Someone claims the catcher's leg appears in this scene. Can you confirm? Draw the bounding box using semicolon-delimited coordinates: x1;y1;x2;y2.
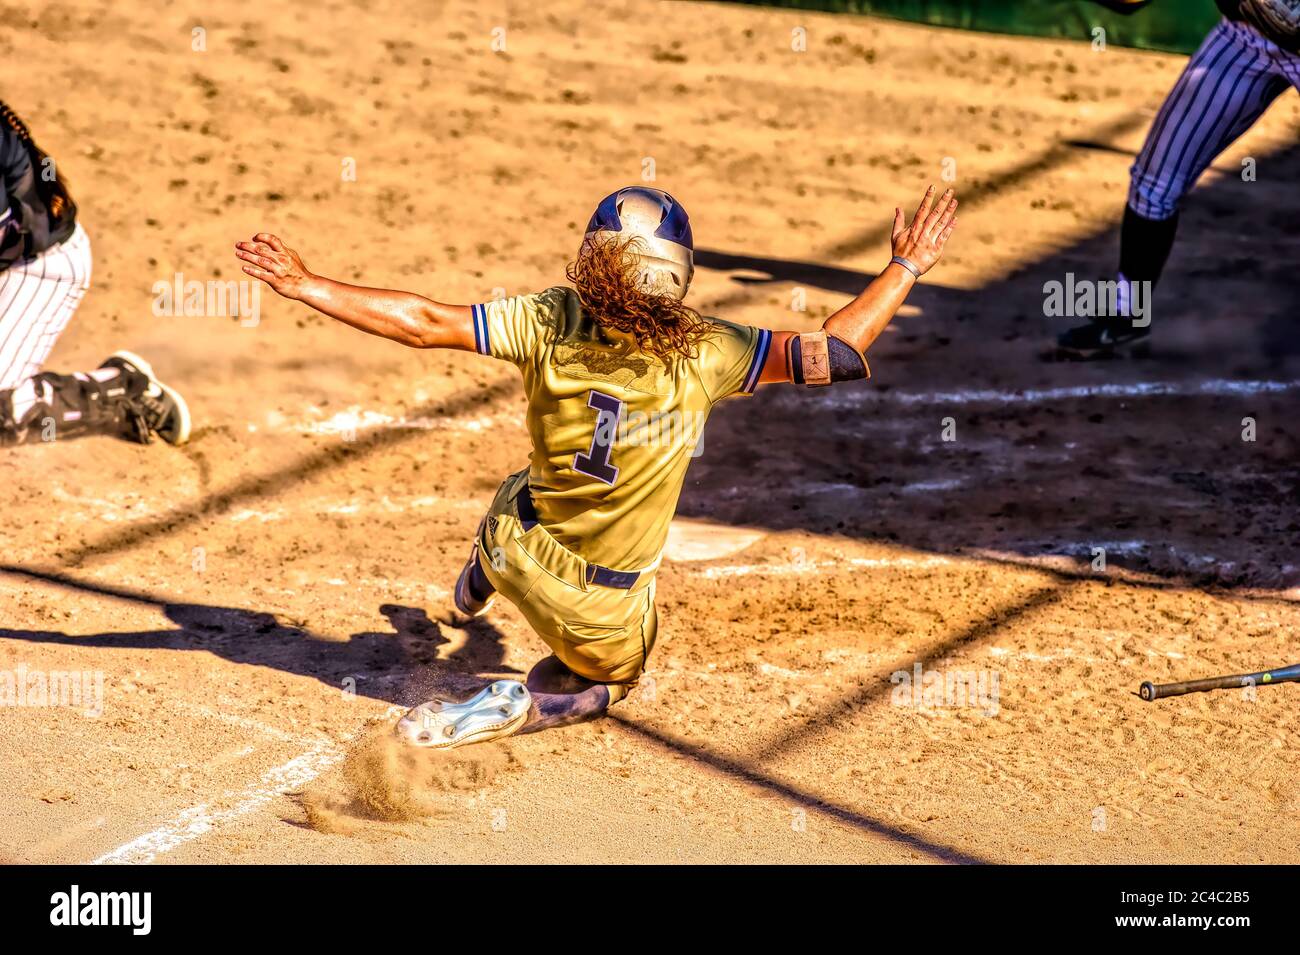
0;353;190;447
0;222;91;391
1057;20;1289;357
1;367;134;446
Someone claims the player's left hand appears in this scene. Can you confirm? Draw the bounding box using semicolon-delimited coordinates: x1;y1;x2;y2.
235;233;312;299
891;185;958;276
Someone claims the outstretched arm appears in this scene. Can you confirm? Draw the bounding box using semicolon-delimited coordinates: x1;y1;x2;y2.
234;233;476;350
758;185;957;385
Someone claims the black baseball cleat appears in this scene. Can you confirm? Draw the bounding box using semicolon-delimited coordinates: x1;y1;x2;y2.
98;351;192;445
1055;318;1150;360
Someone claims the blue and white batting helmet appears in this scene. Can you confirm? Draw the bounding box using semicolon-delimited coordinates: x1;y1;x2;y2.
583;186;694;300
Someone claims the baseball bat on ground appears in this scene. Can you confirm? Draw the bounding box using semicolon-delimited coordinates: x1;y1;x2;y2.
1139;663;1300;701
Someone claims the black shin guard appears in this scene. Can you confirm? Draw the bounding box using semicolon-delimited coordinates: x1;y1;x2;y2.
0;370;146;446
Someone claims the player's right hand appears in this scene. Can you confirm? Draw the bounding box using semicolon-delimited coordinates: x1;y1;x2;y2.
235;233;312;300
891;185;957;276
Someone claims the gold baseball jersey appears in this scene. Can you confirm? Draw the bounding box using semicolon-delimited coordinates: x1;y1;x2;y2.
471;287;771;570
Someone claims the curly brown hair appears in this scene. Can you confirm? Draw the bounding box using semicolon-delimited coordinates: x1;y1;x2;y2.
566;237;708;362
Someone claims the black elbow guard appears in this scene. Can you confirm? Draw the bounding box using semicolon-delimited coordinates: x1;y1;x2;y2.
787;331;870;386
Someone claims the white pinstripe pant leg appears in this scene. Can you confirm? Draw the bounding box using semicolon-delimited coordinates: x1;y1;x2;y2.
0;222;93;390
1129;19;1293;222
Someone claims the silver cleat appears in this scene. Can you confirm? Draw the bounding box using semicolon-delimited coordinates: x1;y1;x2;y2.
395;680;532;749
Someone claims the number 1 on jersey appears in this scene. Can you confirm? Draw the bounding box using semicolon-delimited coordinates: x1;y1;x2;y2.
573;390;622;485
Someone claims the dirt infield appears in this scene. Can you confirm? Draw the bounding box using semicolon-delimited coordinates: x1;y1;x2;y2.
1;0;1298;864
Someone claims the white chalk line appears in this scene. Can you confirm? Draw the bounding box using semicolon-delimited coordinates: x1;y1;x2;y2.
992;539;1297;573
683;545;1298;598
79;375;1299;862
255;379;1300;438
83;533;1294;865
52;494;485;528
804;378;1300;409
692;555;953;578
92;706;406;865
254;406;517;438
92;740;343;865
170;701;325;746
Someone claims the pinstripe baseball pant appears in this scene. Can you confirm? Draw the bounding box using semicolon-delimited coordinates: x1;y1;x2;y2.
0;221;91;391
1130;18;1300;221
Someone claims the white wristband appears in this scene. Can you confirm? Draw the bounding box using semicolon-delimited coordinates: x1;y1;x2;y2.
890;255;922;279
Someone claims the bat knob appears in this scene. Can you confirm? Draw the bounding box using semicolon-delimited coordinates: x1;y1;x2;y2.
1139;681;1155;702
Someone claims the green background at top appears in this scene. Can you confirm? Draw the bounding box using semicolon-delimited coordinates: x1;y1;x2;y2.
726;1;1222;54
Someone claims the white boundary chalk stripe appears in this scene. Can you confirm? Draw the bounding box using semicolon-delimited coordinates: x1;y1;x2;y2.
92;705;408;865
694;556;953;578
169;701;325;746
805;378;1300;409
686;548;1298;598
92;740;344;865
259;407;513;437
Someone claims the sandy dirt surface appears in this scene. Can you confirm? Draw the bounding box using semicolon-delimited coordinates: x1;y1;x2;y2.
1;0;1298;865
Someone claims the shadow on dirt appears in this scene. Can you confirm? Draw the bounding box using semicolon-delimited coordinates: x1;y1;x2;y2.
0;566;516;706
39;142;1300;594
3;119;1297;866
0;564;997;863
684;138;1300;592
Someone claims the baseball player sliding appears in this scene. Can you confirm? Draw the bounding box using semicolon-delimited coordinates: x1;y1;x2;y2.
237;184;957;748
0;98;190;447
1059;0;1300;356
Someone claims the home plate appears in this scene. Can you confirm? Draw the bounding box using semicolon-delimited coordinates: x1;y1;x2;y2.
664;519;767;562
